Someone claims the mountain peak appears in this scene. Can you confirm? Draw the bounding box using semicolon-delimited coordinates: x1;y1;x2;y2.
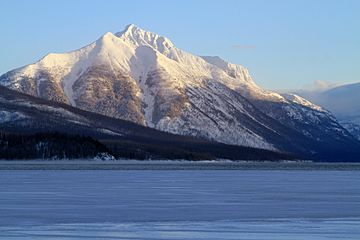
115;24;175;52
120;23;142;35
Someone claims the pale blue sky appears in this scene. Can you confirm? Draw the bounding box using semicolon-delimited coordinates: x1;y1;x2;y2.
0;0;359;90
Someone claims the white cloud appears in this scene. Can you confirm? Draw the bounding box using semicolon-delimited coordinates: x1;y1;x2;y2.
311;80;339;91
296;80;343;93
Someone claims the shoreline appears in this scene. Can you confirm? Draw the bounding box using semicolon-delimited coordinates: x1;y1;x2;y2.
0;160;360;170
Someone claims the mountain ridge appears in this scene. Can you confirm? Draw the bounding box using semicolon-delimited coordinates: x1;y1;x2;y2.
295;82;360;140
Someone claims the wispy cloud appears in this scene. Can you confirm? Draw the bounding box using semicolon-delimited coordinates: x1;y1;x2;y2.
307;80;341;91
275;80;341;94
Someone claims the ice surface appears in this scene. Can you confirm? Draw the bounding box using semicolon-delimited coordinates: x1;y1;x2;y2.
0;170;359;239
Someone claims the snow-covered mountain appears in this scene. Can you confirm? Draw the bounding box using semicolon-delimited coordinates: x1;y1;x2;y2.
296;82;360;140
1;24;358;159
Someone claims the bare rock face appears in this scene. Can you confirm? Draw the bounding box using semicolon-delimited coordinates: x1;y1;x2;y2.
73;65;144;124
1;24;359;159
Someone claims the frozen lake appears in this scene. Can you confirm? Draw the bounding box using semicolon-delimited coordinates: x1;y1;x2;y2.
0;170;359;239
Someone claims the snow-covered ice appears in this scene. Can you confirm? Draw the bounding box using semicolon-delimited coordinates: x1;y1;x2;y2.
0;170;359;239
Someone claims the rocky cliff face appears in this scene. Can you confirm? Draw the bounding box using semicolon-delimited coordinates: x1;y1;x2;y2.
1;24;358;158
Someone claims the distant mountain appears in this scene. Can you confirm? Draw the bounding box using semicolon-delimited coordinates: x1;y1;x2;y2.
296;82;360;140
0;86;292;160
0;24;359;160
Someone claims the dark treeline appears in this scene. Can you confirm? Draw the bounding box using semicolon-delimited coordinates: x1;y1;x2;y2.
102;136;294;161
0;129;294;161
105;139;215;160
0;131;108;160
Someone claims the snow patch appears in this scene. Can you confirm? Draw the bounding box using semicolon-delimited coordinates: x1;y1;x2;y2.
0;111;27;123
